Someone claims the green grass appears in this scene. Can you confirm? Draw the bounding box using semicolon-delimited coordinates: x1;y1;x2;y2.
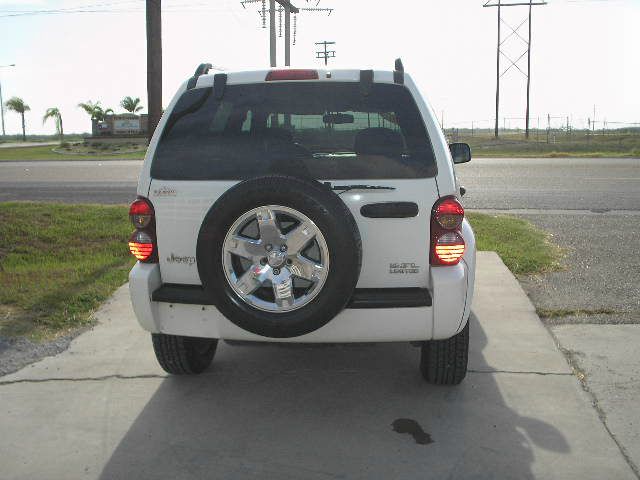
467;212;563;275
0;203;134;340
453;131;640;158
536;307;616;318
0;145;145;161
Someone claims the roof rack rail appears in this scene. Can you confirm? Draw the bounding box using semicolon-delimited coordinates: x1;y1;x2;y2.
359;69;374;96
394;58;404;85
186;63;212;90
213;73;227;99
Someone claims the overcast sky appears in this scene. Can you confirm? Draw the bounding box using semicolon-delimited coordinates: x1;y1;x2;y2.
0;0;638;135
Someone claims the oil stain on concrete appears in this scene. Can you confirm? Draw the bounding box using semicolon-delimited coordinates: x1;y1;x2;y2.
392;418;433;445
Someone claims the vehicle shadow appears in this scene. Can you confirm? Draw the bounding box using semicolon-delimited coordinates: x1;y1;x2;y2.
99;313;568;480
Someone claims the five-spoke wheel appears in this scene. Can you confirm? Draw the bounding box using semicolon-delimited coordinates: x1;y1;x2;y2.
222;205;330;312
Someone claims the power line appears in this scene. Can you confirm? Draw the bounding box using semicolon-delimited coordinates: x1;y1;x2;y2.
0;0;143;18
0;1;244;18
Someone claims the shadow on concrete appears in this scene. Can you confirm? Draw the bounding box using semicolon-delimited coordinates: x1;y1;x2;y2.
99;314;568;479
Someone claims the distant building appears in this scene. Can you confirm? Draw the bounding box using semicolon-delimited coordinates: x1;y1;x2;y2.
91;113;148;137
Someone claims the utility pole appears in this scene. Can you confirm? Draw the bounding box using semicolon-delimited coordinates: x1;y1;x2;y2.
315;40;336;65
547;113;550;144
241;0;303;67
484;0;546;139
146;0;162;142
284;3;291;65
269;0;276;66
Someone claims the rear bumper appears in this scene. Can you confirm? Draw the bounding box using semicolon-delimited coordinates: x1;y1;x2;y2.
128;223;475;342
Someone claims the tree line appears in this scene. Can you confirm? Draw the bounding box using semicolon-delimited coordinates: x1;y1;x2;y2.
3;96;144;141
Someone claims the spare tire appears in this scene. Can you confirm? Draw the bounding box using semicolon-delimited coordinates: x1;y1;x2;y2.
197;175;362;338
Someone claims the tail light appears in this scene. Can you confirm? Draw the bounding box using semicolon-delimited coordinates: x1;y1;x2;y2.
430;197;465;266
265;69;319;81
128;197;157;262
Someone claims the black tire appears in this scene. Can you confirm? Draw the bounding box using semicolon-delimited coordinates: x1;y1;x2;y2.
151;333;218;375
420;321;469;385
197;175;362;338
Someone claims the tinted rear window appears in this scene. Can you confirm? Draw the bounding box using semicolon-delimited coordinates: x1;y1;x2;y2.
151;82;437;180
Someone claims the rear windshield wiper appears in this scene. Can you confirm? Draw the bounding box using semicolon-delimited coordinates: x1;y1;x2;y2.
324;182;396;193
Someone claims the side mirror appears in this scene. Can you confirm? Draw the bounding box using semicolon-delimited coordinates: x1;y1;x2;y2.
449;143;471;164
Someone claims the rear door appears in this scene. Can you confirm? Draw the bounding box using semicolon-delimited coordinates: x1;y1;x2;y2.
148;79;439;289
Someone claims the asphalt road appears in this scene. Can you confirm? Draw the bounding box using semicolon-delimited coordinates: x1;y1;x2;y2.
457;157;640;211
1;157;639;208
0;160;139;204
455;157;640;325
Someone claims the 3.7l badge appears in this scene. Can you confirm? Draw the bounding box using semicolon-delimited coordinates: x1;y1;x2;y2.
389;262;420;274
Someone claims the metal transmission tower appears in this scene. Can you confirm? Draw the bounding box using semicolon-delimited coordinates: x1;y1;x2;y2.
241;0;334;67
483;0;546;139
315;40;335;65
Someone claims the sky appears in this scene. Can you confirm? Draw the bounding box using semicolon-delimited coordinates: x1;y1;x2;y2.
0;0;638;135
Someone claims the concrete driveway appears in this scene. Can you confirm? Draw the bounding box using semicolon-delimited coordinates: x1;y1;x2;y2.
0;252;635;480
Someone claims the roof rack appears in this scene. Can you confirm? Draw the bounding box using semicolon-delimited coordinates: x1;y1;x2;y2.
394;58;404;85
359;69;373;96
186;63;212;90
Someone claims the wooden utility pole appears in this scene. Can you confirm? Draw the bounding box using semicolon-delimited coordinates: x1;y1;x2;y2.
146;0;162;142
269;0;276;67
284;4;291;66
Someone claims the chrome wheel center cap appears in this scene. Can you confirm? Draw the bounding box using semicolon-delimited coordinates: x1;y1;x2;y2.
267;249;286;268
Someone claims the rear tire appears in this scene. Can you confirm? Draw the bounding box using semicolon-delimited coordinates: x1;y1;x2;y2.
152;333;218;375
420;321;469;385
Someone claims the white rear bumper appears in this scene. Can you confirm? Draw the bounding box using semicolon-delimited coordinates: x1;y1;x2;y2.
129;249;473;342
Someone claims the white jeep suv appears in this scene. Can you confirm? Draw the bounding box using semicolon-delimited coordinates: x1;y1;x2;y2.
128;60;476;385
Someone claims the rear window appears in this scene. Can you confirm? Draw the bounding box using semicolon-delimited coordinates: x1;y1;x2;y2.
151;82;437;180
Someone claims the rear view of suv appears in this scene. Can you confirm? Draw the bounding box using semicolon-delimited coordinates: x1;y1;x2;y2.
128;60;476;385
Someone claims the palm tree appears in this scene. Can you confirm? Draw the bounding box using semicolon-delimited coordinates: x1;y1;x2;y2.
100;107;114;121
77;100;114;122
5;97;30;141
120;96;143;114
43;107;64;142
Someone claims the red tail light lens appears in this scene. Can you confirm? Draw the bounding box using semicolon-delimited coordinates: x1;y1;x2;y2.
434;197;464;230
265;69;319;81
129;198;154;228
431;196;465;266
128;197;157;263
128;231;155;261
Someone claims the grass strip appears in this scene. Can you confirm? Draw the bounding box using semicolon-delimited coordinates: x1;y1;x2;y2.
467;212;563;275
0;145;145;161
536;308;617;318
0;202;134;340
